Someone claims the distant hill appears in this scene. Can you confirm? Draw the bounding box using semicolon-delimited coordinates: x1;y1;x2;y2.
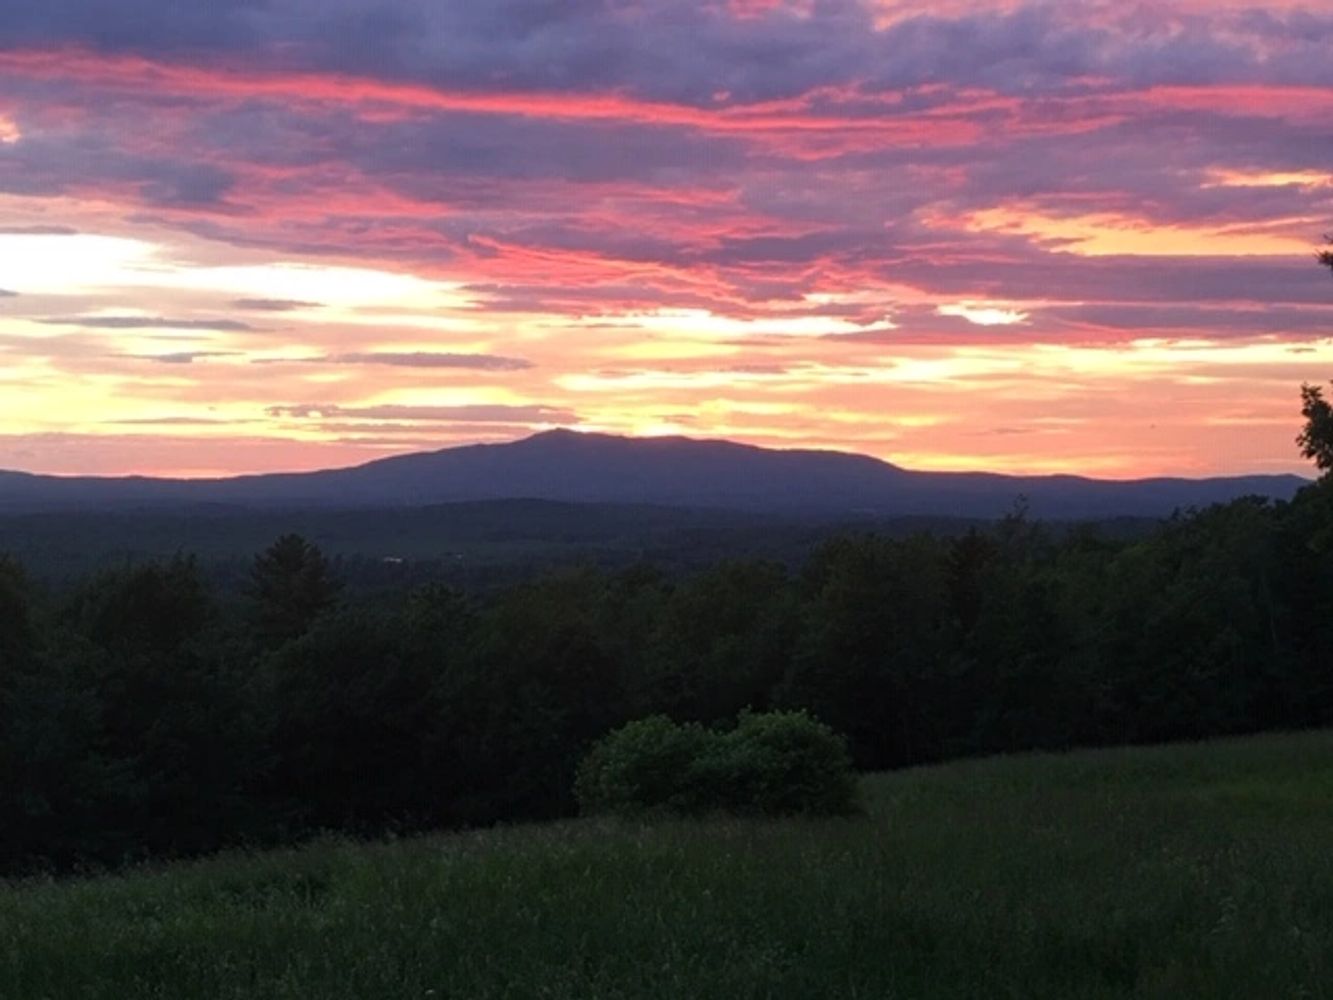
0;428;1309;519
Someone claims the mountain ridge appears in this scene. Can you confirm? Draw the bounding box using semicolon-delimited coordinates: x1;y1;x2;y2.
0;428;1309;519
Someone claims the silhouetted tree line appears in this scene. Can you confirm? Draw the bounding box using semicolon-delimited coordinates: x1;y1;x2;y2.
1;407;1332;875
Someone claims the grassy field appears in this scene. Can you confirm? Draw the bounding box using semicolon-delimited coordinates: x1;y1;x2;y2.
4;730;1333;999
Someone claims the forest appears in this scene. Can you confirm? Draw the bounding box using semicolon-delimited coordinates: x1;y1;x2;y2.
1;387;1331;876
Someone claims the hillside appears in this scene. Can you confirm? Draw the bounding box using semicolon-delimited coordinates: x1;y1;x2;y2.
6;730;1332;999
0;429;1308;519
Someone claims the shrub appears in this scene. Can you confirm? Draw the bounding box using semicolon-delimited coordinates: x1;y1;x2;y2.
576;710;859;818
574;715;713;817
717;710;860;816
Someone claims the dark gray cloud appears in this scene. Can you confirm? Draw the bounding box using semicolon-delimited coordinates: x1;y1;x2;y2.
0;289;16;298
41;315;256;332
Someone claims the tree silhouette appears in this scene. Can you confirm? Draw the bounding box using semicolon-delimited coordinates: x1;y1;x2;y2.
249;534;342;645
1302;241;1333;475
1299;383;1333;475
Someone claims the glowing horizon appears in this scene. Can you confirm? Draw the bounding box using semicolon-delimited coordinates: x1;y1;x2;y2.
1;1;1332;479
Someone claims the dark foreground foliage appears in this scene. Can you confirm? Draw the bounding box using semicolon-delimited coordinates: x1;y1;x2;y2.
575;710;859;818
5;730;1333;999
0;478;1332;874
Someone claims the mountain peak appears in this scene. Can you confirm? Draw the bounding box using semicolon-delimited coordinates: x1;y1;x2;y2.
522;426;585;442
513;426;751;454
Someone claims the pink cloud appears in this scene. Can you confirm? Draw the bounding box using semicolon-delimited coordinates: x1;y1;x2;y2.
2;2;1332;478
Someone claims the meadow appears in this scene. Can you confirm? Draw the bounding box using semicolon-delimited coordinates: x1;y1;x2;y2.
4;729;1332;999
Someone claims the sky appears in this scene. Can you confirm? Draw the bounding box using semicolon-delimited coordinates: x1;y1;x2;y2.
1;0;1332;479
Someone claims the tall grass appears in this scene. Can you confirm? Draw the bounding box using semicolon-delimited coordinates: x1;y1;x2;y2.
5;730;1333;999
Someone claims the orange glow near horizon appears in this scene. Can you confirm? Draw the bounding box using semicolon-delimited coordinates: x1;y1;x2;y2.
2;205;1329;479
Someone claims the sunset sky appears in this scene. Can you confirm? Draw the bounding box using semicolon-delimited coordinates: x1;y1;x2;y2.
1;0;1332;478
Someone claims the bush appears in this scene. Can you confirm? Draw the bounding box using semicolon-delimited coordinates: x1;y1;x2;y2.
574;715;713;817
576;710;859;818
718;710;861;816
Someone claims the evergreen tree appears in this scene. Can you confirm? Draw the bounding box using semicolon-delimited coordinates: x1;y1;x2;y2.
249;534;342;646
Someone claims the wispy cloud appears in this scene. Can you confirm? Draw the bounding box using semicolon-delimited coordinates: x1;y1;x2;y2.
41;315;256;332
109;415;237;425
326;352;534;371
0;225;78;236
267;403;577;424
231;297;321;312
122;350;238;364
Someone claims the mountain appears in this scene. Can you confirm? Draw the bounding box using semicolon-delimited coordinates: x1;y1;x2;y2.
0;429;1310;519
